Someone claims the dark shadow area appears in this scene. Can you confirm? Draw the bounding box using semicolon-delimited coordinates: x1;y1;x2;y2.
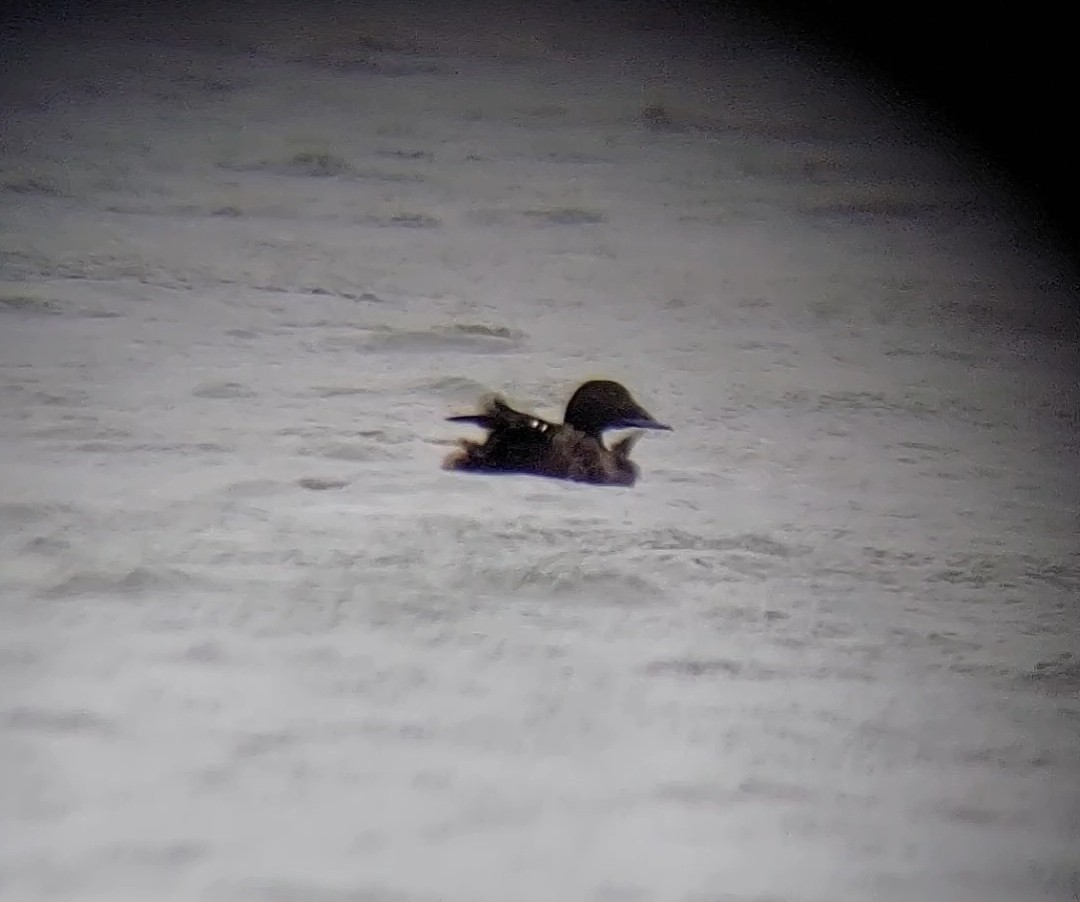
717;0;1078;273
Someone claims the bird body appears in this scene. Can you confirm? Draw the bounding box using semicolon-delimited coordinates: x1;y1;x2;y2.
443;380;671;486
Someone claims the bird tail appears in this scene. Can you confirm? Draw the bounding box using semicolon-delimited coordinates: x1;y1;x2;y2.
447;396;552;432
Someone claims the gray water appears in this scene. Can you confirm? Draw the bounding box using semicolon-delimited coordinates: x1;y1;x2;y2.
2;3;1078;900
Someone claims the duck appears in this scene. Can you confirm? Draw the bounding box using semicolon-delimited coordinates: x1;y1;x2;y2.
442;380;672;486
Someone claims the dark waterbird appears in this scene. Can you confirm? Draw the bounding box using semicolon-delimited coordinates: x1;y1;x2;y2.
442;380;672;486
